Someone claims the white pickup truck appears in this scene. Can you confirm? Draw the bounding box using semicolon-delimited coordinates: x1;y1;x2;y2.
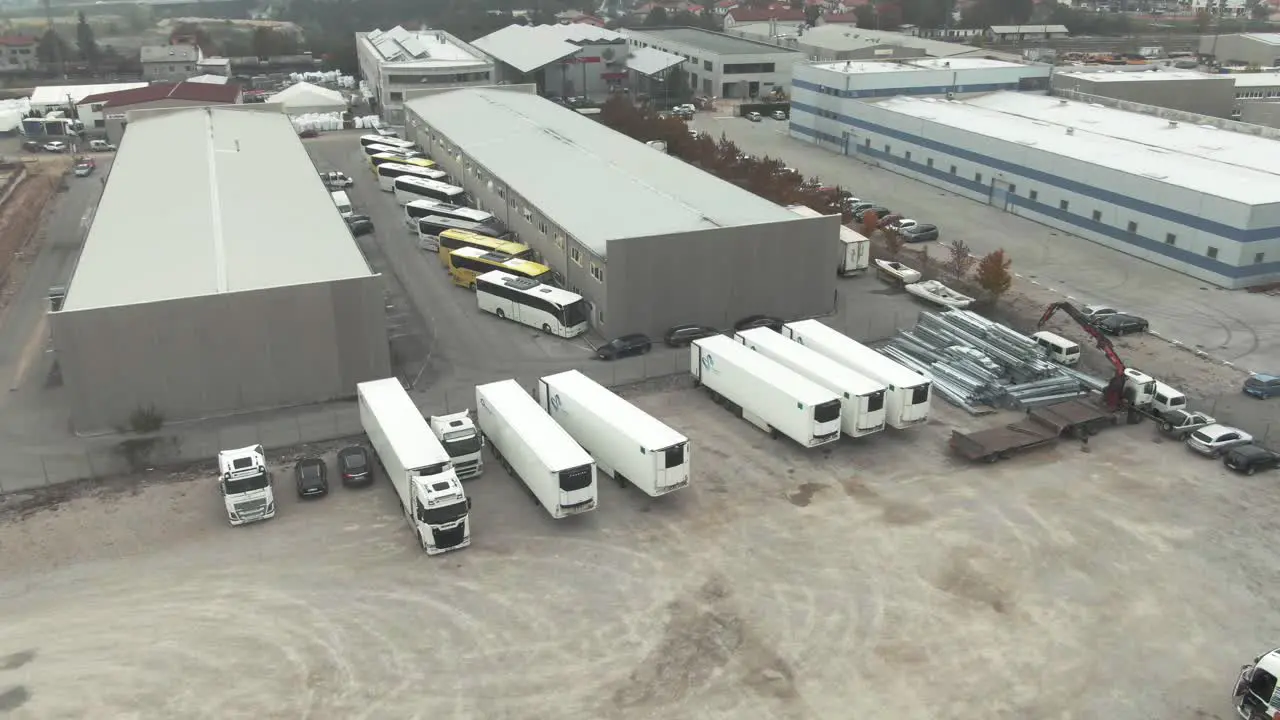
320;170;354;189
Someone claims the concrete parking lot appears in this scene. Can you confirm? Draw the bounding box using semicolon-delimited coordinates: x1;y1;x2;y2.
0;380;1274;720
690;114;1280;375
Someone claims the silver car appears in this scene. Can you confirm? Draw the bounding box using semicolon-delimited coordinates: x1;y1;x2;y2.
1186;424;1253;457
1159;409;1216;440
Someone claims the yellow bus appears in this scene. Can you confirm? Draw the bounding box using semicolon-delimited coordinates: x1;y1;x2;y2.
436;229;531;266
447;246;551;289
368;151;436;173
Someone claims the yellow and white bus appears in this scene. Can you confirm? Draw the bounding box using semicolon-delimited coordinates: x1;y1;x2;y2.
377;162;447;191
369;152;436;173
476;270;589;338
403;199;497;231
434;229;530;263
447;246;551;288
394;176;467;206
359;135;417;151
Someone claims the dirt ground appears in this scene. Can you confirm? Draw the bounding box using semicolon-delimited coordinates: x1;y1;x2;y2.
0;380;1273;720
0;162;66;313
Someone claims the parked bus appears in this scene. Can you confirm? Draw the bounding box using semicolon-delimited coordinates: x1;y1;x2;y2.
364;143;426;159
377;162;447;191
476;271;589;337
404;199;499;231
447;246;551;288
359;134;417;150
416;217;507;251
435;229;530;262
394;176;467;206
369;152;436;173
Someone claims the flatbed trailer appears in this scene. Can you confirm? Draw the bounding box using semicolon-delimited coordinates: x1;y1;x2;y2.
950;398;1123;463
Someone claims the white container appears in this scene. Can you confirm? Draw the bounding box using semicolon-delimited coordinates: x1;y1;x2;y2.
786;204;869;275
782;319;931;430
690;334;842;448
736;327;887;438
358;378;470;554
476;379;597;518
538;370;690;497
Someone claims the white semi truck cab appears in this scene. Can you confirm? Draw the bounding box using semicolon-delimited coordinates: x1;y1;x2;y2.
405;470;471;553
217;444;275;526
429;411;484;479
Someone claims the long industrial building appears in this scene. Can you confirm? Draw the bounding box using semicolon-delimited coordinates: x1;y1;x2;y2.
791;81;1280;288
52;107;391;432
404;87;837;338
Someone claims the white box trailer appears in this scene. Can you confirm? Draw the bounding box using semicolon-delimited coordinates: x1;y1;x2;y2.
538;370;690;497
786;204;870;276
358;379;471;555
735;327;887;438
782;319;931;429
690;334;843;448
476;379;597;518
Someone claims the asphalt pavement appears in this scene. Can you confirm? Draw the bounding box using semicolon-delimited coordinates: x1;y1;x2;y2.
692;114;1280;375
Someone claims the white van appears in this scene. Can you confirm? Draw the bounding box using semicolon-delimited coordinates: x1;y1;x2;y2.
330;190;353;218
1031;330;1080;366
1151;381;1187;418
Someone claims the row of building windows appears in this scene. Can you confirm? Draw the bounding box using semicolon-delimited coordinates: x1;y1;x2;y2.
387;71;491;85
871;138;1266;265
1235;88;1280;99
724;62;775;75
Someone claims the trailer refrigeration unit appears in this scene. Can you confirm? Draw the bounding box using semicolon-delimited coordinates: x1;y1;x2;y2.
358;378;472;555
538;370;691;497
690;334;843;448
782;319;931;430
476;379;598;519
736;327;887;438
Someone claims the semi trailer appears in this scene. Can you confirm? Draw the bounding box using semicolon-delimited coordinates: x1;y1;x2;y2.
690;334;843;448
736;327;887;438
782;319;931;430
358;378;471;554
538;370;690;497
476;379;597;518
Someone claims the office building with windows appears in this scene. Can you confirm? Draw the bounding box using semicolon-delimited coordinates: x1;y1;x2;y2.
623;26;802;99
356;25;495;124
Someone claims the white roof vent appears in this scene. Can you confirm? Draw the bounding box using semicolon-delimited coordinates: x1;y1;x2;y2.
1066;127;1075;135
1168;120;1179;128
1058;98;1067;105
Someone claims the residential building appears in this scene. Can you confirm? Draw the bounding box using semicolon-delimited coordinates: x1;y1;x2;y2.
197;56;231;77
0;35;38;72
76;82;243;144
723;7;807;28
1200;32;1280;66
29;82;148;114
356;25;494;124
793;90;1280;289
51;107;390;432
624;27;802;98
473;24;630;99
140;43;202;82
1053;69;1236;118
404;88;837;338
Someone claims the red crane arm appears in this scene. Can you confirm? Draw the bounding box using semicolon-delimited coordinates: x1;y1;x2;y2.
1037;301;1128;410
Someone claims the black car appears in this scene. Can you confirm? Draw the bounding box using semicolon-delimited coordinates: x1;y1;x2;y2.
854;205;891;222
596;333;651;360
22;140;41;153
664;324;719;347
337;445;373;487
1223;445;1280;475
1094;313;1149;336
295;457;329;498
298;128;319;139
345;214;374;236
733;314;784;333
899;223;939;243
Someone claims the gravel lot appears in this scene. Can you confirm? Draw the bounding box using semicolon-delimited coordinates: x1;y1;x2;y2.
0;379;1275;719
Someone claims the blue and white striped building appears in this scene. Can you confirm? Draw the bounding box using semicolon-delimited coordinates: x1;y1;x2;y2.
789;62;1280;289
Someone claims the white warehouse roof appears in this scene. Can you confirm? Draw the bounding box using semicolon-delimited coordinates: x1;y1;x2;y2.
1056;69;1223;83
407;89;801;255
29;82;147;107
1231;71;1280;87
361;26;488;70
811;57;1028;75
63;108;373;312
875;92;1280;205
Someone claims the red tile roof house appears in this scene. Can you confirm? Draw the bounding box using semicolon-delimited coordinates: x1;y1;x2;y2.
0;35;39;72
76;82;242;145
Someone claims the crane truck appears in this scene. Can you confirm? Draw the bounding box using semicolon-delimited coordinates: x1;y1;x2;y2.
358;378;471;554
217;444;275;525
428;411;484;479
948;301;1159;463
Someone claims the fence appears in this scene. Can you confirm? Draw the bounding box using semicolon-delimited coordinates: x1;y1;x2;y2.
0;298;925;495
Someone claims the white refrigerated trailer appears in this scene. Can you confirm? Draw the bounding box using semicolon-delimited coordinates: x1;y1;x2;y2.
690;334;843;448
358;378;472;555
782;319;932;429
538;370;690;497
476;379;597;518
786;204;870;275
736;327;887;438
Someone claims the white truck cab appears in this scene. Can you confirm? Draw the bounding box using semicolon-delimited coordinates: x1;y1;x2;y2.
429;411;484;479
1233;647;1280;719
217;445;275;525
1123;368;1157;408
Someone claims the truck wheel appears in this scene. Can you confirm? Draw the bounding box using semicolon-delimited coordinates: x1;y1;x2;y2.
1161;422;1173;432
496;309;505;319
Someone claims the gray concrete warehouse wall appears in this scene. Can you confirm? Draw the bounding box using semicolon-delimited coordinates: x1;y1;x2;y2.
604;215;839;338
1240;101;1280;128
1053;75;1236;118
51;275;391;433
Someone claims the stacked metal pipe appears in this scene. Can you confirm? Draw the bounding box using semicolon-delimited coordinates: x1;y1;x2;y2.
877;309;1100;412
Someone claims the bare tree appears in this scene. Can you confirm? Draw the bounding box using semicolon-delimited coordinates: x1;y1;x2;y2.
944;239;977;279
